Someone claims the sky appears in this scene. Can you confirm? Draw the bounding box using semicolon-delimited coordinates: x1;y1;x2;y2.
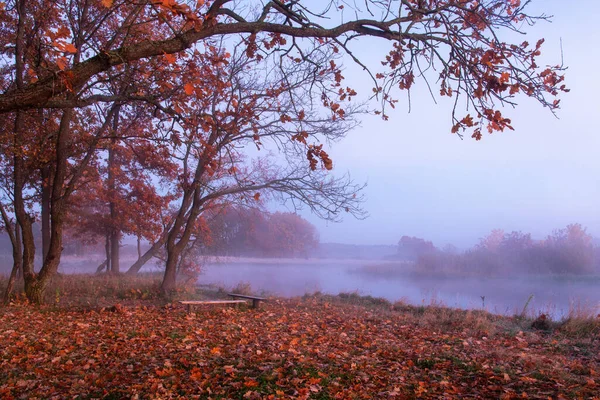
280;0;600;248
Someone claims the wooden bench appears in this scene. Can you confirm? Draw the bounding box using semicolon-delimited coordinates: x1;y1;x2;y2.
227;293;267;309
179;300;247;314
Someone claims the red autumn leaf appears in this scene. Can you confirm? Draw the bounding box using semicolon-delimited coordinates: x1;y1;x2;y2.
56;57;68;71
63;43;77;54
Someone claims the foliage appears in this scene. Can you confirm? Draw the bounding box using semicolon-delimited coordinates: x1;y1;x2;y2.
207;207;319;258
409;223;599;277
395;236;437;261
1;292;599;398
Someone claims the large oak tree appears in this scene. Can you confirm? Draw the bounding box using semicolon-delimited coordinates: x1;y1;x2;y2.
0;0;568;303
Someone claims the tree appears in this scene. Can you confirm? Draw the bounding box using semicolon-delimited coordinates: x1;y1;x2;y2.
477;229;506;252
262;212;319;258
411;226;596;276
0;201;22;303
0;1;567;121
0;0;568;302
205;206;268;257
67;103;178;274
397;236;437;261
0;0;181;301
206;207;319;258
541;224;594;274
154;45;365;292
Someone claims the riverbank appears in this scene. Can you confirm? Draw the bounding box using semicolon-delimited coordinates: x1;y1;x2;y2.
1;274;599;398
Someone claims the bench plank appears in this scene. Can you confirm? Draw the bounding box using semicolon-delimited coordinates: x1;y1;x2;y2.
226;294;266;301
227;293;267;309
179;300;247;313
180;300;246;305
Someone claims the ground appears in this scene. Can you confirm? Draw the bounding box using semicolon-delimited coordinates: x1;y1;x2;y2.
0;276;599;399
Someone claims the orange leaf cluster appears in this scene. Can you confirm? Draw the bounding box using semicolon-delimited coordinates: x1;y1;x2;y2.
306;144;333;171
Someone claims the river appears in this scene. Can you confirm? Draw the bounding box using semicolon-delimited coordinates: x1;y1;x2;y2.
199;259;600;319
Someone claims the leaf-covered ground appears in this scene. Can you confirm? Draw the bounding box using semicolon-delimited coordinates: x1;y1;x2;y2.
1;297;599;399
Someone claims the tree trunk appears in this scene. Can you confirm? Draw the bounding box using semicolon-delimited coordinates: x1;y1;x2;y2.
110;231;120;273
40;165;51;260
24;108;73;304
21;3;104;303
126;235;166;275
107;108;120;274
4;260;22;304
25;281;44;305
12;0;36;298
15;0;46;304
161;243;181;294
104;233;111;272
96;259;108;274
1;206;22;304
14;116;37;286
137;236;142;260
162;202;204;293
159;128;220;294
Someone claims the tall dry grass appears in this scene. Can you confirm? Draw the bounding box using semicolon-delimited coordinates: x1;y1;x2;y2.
304;291;600;340
0;272;224;307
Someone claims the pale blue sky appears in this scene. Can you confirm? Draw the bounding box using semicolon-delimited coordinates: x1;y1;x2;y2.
292;0;600;248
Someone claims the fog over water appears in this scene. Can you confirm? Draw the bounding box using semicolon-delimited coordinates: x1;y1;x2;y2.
199;259;600;319
4;253;597;319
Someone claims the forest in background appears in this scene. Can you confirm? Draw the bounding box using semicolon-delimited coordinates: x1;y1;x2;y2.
0;207;320;271
3;218;599;280
387;223;600;277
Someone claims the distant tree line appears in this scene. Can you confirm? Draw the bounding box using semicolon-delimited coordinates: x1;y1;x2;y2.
393;224;600;276
204;207;319;258
51;206;319;261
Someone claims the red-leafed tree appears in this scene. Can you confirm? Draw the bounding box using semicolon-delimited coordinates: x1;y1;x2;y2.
260;212;319;258
0;0;569;302
412;226;597;277
205;207;318;258
67;102;178;274
0;0;183;301
205;206;268;257
477;229;507;252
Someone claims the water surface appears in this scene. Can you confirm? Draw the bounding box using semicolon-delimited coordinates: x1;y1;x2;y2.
200;260;600;319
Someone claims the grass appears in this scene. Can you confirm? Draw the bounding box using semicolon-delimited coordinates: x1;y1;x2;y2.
0;272;230;308
558;303;600;338
2;273;599;340
307;291;502;336
304;290;600;340
230;281;255;296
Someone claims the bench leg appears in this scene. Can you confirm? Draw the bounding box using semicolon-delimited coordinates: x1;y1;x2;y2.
252;299;259;309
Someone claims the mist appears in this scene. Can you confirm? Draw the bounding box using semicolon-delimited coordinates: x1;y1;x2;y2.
198;260;600;320
194;224;600;319
4;220;598;321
